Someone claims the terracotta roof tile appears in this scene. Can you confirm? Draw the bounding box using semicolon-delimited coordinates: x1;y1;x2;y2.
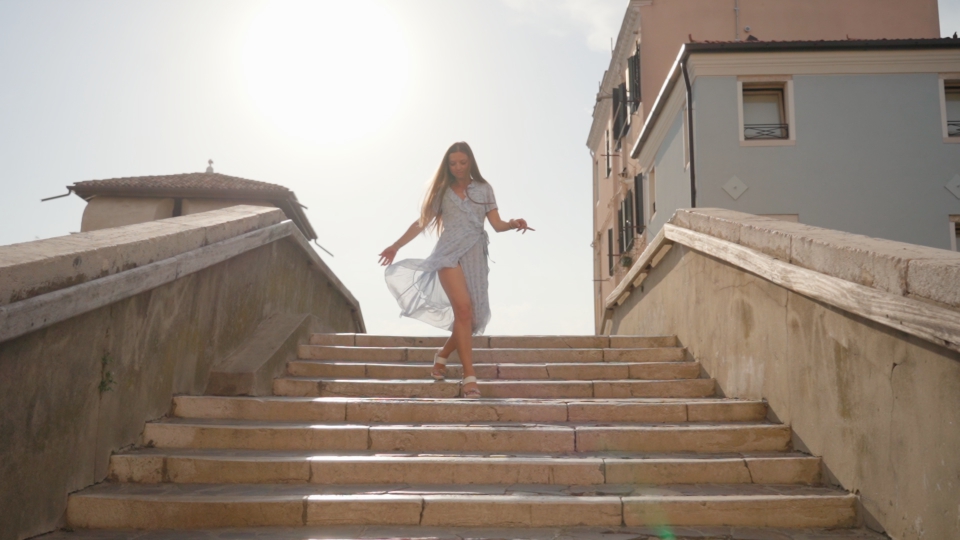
71;172;293;198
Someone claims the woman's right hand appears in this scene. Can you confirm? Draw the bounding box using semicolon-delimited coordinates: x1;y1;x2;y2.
378;245;399;266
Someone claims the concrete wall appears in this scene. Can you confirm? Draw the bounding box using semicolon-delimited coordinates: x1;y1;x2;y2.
181;198;274;215
648;110;690;241
692;73;960;250
610;215;960;540
80;196;174;232
0;209;362;540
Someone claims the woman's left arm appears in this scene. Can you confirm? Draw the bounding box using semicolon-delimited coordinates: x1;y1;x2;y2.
486;209;534;234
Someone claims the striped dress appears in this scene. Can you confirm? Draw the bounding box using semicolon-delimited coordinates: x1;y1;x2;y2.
385;180;496;335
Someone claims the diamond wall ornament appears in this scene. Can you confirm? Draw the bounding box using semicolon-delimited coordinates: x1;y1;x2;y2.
723;176;748;200
946;174;960;200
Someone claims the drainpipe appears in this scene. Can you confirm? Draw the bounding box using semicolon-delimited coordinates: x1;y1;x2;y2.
681;58;696;208
734;0;741;41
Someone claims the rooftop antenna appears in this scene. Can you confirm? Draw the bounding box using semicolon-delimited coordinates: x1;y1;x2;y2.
206;159;214;173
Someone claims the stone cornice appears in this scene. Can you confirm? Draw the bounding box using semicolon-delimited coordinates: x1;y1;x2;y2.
587;2;645;150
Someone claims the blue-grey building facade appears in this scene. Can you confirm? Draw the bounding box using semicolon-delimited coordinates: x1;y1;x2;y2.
633;40;960;252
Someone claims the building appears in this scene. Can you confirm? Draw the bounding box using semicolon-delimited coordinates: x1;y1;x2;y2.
65;161;317;241
587;0;950;332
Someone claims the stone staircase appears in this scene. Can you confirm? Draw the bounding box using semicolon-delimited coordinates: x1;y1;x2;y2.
57;334;884;539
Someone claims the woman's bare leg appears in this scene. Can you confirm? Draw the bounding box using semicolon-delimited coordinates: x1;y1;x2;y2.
437;265;476;391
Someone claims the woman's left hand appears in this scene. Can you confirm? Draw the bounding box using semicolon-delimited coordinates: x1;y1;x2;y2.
510;219;534;234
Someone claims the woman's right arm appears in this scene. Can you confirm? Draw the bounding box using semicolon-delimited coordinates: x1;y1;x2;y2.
378;220;423;266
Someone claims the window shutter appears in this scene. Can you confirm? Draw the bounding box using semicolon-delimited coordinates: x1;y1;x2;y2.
634;174;645;233
624;190;635;251
627;53;641;114
607;229;614;276
617;83;628;139
610;86;625;139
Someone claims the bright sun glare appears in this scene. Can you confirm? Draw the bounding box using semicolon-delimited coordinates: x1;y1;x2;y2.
243;0;409;144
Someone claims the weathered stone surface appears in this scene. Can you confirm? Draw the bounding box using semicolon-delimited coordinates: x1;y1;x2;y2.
488;336;608;349
345;399;568;423
36;524;892;540
604;457;752;484
907;256;960;309
592;379;715;398
603;347;686;362
310;456;604;485
306;495;423;525
206;313;324;397
369;425;575;453
575;424;791;453
611;232;960;539
142;422;369;451
622;491;857;528
0;208;363;540
172;396;348;422
566;401;688;423
67;489;303;529
745;456;821;485
107;454;165;483
420;495;622;527
687;400;767;422
478;381;594;399
0;206;282;306
165;455;311;484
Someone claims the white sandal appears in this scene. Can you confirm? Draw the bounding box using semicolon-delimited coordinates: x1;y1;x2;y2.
461;375;481;399
431;350;448;381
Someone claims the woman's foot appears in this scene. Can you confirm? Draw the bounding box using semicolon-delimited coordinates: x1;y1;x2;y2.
461;375;481;398
431;350;448;381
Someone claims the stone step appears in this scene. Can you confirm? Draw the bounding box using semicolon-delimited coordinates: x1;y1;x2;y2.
311;334;679;349
298;346;687;363
109;450;822;485
67;483;856;529
36;525;893;540
142;420;792;453
272;377;716;399
172;396;768;424
287;361;702;380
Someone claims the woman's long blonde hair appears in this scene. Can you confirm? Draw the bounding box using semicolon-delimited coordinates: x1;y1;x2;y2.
420;141;489;234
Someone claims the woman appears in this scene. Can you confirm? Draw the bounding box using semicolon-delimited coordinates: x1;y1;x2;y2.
378;142;533;398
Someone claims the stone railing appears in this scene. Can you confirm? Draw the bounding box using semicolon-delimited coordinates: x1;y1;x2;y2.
606;208;960;540
0;206;364;540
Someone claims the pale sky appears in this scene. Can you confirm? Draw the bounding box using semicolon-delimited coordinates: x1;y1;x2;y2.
1;0;958;337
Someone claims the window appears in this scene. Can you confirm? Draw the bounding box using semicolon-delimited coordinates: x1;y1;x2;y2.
646;168;657;221
738;77;795;146
942;79;960;139
627;43;641;115
633;174;645;234
743;85;787;139
612;83;628;143
607;228;614;276
951;216;960;252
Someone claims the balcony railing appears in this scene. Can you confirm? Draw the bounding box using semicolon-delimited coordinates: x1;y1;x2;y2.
744;124;789;140
948;120;960;137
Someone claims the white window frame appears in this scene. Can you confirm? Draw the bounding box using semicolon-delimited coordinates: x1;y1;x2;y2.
939;74;960;144
737;75;796;147
645;167;657;224
950;215;959;252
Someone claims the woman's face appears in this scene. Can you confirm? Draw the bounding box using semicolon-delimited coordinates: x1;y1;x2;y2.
448;151;471;181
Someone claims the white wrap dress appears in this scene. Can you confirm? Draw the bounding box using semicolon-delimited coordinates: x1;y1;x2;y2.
385;181;496;335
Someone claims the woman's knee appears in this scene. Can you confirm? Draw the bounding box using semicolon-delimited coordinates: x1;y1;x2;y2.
453;303;474;323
